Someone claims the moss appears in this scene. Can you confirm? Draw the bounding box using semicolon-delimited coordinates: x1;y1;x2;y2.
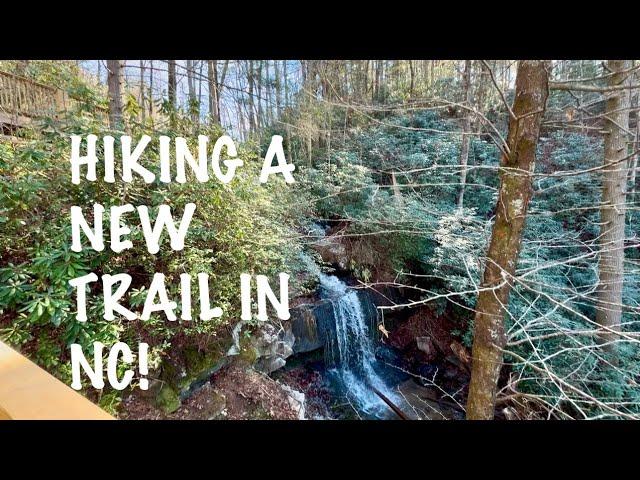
184;345;224;379
155;385;181;414
186;340;227;380
160;338;229;395
160;359;179;385
235;332;259;366
237;345;259;366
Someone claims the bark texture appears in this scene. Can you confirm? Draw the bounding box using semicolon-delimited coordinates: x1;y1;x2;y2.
186;59;198;124
457;59;472;210
106;60;124;129
168;60;177;109
466;60;551;420
208;60;220;123
595;60;632;352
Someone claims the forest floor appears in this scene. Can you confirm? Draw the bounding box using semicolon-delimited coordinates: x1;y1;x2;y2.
120;364;303;420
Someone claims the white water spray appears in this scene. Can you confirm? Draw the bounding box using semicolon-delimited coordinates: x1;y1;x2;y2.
318;272;399;417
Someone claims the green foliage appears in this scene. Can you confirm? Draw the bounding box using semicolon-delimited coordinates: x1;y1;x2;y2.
298;110;500;283
2;59;639;420
0;85;306;409
294;102;640;419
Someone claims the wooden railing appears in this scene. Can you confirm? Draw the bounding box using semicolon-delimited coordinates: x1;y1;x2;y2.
0;70;108;128
0;340;113;420
0;70;61;119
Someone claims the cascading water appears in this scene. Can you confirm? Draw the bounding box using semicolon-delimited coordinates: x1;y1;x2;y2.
317;272;401;418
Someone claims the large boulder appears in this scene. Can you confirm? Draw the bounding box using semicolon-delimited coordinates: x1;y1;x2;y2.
313;236;348;270
290;304;325;353
279;383;306;420
226;299;333;373
228;321;295;374
154;338;229;413
416;336;437;361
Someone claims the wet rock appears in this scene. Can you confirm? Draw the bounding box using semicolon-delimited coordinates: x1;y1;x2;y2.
228;321;295;374
397;379;465;420
416;363;440;383
442;362;462;380
313;236;348;270
416;336;437;360
290;304;324;353
375;344;406;370
256;356;287;373
279;383;306;420
374;344;411;385
253;324;295;374
288;275;404;356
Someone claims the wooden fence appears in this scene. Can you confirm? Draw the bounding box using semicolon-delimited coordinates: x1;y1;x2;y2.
0;70;107;129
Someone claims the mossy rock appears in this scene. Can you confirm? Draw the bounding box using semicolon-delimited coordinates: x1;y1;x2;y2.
235;331;260;366
160;339;229;397
155;385;181;414
160;359;177;380
184;344;225;378
237;345;259;366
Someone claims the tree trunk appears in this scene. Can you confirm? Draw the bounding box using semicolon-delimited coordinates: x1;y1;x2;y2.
629;116;638;198
148;60;154;121
283;61;289;110
265;61;273;124
217;60;229;124
595;60;632;354
186;59;198;125
256;61;264;129
457;59;472;210
275;60;282;117
106;60;124;129
363;60;369;97
475;60;488;132
391;171;403;206
430;60;435;89
286;123;292;161
628;70;639;199
466;60;551;420
208;60;220;123
247;60;257;133
409;60;415;98
197;61;204;120
139;60;146;122
373;60;382;101
167;60;177;108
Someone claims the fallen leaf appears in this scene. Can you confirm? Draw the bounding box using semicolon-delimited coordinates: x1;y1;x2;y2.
378;323;390;338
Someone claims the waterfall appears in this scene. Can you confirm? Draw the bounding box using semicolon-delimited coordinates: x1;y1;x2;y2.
318;272;400;418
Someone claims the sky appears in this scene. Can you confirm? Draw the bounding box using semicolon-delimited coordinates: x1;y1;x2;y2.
78;60;302;138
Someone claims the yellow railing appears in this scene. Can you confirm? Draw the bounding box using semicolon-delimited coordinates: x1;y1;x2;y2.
0;341;113;420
